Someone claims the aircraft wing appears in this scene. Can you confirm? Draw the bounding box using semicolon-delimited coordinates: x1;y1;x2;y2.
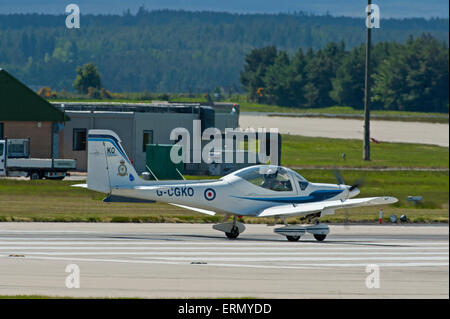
169;203;216;216
257;196;398;217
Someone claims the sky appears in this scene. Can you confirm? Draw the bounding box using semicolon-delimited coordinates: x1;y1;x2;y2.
0;0;448;18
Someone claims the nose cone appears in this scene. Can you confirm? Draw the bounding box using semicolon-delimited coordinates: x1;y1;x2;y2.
348;187;360;198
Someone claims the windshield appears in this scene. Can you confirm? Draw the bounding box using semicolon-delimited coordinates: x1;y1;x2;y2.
291;170;308;182
235;166;293;192
291;170;309;191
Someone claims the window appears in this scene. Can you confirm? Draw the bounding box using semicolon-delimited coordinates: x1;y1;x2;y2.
0;143;3;156
73;128;87;151
292;170;309;190
143;130;153;152
236;166;293;192
0;123;3;139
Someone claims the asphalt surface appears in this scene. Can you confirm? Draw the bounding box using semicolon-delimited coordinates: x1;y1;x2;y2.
239;115;449;147
0;223;448;298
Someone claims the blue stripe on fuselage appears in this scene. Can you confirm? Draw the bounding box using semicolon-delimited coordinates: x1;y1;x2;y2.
231;189;343;204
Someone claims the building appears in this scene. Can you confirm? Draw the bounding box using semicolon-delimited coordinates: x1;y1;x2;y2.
52;102;239;173
0;68;69;159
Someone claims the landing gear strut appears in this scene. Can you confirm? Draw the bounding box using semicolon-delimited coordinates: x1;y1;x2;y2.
226;216;240;239
213;216;246;239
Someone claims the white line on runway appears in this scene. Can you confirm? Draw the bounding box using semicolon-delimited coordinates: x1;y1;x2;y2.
138;256;449;262
3;255;447;269
12;255;316;270
3;253;445;261
0;245;447;251
0;250;447;256
287;262;450;268
0;239;448;247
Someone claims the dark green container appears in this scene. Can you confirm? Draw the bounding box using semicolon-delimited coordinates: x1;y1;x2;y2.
145;144;184;180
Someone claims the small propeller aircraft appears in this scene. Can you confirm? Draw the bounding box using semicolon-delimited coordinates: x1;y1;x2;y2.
75;130;398;241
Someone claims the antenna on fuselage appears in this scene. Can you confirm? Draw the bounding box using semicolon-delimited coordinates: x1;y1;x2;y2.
146;165;159;181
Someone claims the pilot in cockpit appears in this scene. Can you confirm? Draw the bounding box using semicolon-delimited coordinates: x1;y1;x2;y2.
261;169;291;191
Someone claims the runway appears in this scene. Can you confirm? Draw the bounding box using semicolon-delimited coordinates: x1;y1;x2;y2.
239;115;449;147
0;223;448;298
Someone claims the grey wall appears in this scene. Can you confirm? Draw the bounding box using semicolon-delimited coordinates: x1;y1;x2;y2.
62;111;134;171
62;111;202;172
133;112;199;173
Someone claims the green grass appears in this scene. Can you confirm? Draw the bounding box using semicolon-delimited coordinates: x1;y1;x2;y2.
0;169;447;223
237;103;449;123
281;135;449;169
0;295;76;299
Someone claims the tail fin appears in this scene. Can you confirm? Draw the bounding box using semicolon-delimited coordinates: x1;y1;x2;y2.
87;129;139;193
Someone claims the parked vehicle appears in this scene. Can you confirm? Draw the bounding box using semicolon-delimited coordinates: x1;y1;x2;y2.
0;138;76;180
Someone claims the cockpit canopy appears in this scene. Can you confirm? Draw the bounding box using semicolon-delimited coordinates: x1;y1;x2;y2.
233;165;309;192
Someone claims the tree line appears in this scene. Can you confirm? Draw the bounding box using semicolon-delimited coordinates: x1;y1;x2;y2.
240;34;449;112
0;10;448;93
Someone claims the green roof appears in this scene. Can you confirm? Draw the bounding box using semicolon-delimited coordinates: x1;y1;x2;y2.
0;68;69;121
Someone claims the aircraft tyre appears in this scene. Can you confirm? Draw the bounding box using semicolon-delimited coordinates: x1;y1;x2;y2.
225;226;240;239
286;236;300;242
314;234;327;241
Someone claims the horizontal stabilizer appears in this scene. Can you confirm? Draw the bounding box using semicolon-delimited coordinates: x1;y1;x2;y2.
72;183;88;188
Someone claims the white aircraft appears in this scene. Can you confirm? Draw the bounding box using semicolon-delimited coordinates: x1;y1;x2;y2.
76;129;398;241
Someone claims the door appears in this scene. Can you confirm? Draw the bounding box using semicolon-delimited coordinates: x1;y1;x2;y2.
0;141;6;176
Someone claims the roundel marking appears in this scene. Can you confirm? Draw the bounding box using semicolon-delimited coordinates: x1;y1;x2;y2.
204;188;216;201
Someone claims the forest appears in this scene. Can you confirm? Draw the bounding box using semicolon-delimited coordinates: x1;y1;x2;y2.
241;35;449;112
0;9;448;99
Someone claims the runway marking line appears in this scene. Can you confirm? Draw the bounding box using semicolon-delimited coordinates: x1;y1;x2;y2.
0;250;447;256
1;255;447;269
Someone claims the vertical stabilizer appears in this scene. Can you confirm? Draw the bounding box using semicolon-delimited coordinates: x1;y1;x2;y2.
87;130;139;193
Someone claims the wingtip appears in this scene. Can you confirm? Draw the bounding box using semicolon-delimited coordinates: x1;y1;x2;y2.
381;196;398;204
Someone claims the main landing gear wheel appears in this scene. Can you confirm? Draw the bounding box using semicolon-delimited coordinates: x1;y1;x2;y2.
314;234;327;241
225;226;240;239
286;236;300;242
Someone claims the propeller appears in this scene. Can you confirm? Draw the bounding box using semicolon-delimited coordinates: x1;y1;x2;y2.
349;177;365;192
334;168;365;193
333;169;345;186
332;169;365;226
